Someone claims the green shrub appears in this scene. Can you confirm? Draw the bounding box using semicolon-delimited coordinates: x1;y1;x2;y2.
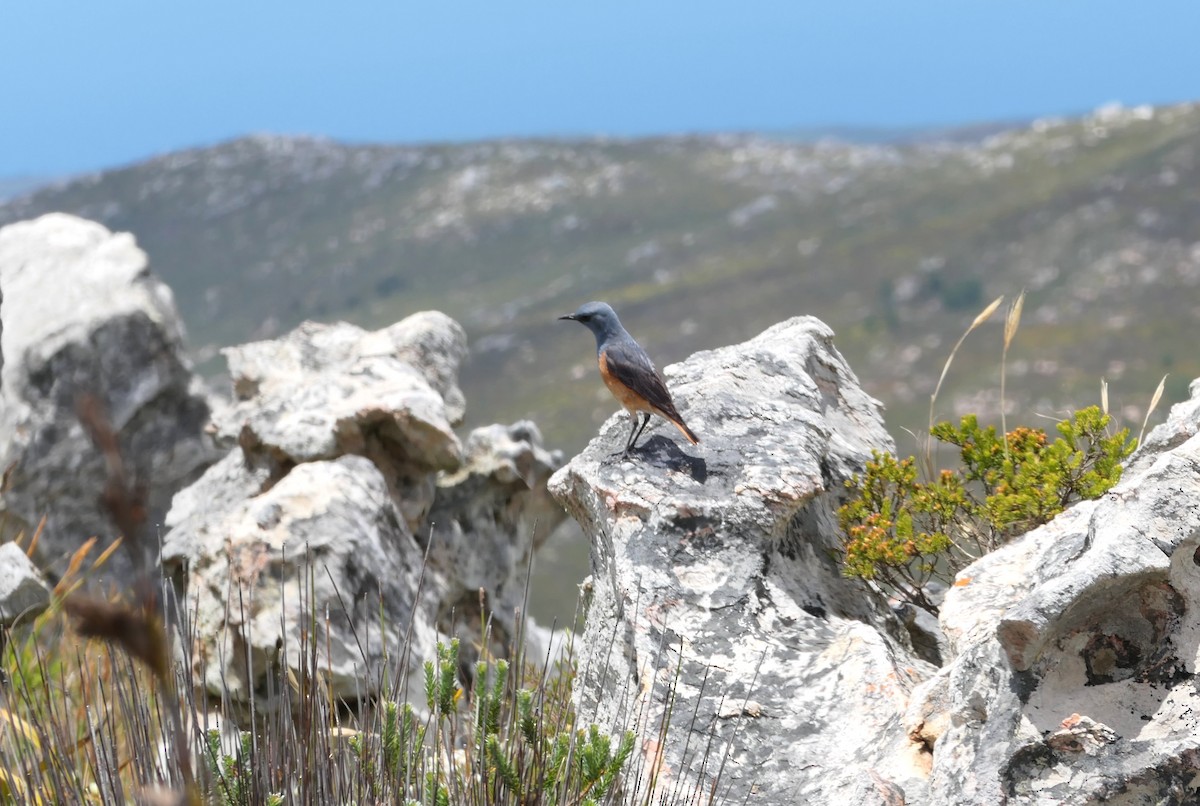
839;405;1136;613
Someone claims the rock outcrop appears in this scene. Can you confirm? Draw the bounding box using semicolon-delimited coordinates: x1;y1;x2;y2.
162;317;563;708
0;214;216;574
550;317;934;804
908;379;1200;804
164;450;440;706
551;310;1200;804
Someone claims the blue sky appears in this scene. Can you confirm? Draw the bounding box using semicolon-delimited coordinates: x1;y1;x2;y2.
2;1;1198;177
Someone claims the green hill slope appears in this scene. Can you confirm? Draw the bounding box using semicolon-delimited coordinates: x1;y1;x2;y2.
4;103;1198;454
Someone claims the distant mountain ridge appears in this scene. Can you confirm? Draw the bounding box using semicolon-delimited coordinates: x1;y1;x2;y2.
0;176;54;201
2;102;1198;452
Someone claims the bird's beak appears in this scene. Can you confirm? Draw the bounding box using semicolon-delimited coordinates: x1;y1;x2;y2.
558;313;578;321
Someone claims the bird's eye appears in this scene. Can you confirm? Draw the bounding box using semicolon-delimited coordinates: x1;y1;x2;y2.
579;314;591;322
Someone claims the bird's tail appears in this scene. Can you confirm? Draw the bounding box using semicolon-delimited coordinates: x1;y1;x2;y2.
672;417;700;445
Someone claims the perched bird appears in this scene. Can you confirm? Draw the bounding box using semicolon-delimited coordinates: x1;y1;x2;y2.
559;301;699;457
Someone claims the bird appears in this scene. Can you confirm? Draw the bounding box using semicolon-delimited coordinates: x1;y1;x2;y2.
559;301;699;457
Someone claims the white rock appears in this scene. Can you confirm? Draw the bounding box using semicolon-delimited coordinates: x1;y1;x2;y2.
165;454;438;709
0;214;216;573
550;316;932;803
0;542;51;625
917;379;1200;804
163;313;563;708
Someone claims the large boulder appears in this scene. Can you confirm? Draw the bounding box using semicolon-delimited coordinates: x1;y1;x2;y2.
910;378;1200;804
163;451;440;709
551;312;1200;804
162;316;564;707
0;214;216;573
549;317;934;803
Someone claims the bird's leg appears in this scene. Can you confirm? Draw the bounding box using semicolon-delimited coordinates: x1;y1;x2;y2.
623;412;652;457
621;412;641;457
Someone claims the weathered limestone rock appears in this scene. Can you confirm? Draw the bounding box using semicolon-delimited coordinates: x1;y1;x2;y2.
909;377;1200;804
217;318;465;532
163;316;563;707
163;453;439;707
0;214;215;573
553;313;1200;804
550;317;934;804
0;542;51;626
385;310;469;425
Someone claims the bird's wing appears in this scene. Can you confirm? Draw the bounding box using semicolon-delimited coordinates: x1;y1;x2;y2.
602;339;682;418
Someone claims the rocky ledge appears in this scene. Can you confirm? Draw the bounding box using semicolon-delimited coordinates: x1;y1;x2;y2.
550;317;933;803
551;314;1200;805
910;379;1200;804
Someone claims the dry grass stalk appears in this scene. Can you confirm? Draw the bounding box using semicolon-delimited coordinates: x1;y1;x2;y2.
63;595;169;682
925;295;1004;476
76;394;149;571
1139;374;1167;447
13;514;47;558
1000;290;1025;460
65;393;200;805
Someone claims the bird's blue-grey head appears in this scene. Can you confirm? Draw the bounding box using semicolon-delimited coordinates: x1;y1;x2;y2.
558;301;628;350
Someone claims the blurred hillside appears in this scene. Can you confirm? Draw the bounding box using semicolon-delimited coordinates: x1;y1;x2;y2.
0;176;50;201
3;102;1198;454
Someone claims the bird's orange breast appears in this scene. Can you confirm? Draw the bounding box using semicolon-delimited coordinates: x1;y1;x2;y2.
598;350;653;413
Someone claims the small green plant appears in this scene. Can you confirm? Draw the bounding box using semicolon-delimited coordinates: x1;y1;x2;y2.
204;730;284;806
356;637;640;805
840;406;1135;614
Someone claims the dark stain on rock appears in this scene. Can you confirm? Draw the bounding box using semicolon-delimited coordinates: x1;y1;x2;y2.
1082;632;1143;685
1044;578;1187;690
1009;669;1039;705
1002;741;1058;795
672;516;723;553
1087;746;1200;803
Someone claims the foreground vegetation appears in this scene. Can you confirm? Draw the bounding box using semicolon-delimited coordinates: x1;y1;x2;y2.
0;573;651;805
0;399;728;805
